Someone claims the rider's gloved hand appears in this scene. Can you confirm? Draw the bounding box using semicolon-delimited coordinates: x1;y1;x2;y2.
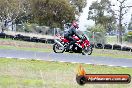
80;36;83;40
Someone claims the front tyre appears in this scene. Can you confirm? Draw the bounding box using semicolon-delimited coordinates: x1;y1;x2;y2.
82;45;93;55
53;43;65;53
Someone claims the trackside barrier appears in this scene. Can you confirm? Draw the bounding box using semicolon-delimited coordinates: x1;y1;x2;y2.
113;44;122;50
93;43;131;52
0;32;50;44
95;43;103;49
0;33;131;52
0;33;6;38
122;46;131;52
104;44;112;49
6;34;15;39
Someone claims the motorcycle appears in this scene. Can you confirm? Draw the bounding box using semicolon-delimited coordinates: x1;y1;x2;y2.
53;33;93;55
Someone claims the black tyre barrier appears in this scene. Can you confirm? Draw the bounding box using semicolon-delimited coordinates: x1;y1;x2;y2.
0;33;6;38
113;44;121;50
1;32;131;52
122;46;131;52
30;37;39;42
104;44;112;49
95;43;103;49
6;35;15;39
14;34;24;40
39;38;46;43
47;39;54;44
22;36;31;42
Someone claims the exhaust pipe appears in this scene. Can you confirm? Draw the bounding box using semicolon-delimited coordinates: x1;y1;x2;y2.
54;39;64;48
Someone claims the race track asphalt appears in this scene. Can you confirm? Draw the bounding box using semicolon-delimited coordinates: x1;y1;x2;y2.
0;49;132;67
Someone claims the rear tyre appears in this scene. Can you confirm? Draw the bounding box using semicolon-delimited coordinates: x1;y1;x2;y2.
82;45;93;55
53;43;65;53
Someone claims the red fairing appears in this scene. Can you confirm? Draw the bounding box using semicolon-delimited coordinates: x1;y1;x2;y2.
60;36;80;43
58;34;90;48
84;40;90;46
81;40;90;48
60;37;69;43
73;36;80;41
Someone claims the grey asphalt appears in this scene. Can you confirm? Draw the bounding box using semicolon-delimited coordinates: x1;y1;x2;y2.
0;49;132;67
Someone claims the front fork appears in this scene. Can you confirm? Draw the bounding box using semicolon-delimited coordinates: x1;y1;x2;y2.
54;39;64;48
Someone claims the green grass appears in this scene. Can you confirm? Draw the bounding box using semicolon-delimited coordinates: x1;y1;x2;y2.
0;37;52;46
0;45;52;52
92;49;132;59
93;53;132;59
0;58;132;88
0;38;53;52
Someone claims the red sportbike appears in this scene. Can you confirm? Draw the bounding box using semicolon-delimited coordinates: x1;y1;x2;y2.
53;33;93;55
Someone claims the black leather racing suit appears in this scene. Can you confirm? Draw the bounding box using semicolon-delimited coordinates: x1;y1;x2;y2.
64;26;81;50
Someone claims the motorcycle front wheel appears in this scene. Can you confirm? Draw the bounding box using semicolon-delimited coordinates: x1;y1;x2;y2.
82;45;93;55
53;43;65;53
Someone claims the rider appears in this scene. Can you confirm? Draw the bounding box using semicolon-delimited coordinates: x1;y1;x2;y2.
64;20;82;51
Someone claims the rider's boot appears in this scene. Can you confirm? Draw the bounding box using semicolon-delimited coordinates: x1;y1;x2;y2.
66;45;72;51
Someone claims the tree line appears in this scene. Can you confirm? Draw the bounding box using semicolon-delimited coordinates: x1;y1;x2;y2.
87;0;132;44
0;0;86;28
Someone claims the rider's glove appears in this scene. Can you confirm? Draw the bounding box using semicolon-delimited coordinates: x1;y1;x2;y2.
80;36;83;40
